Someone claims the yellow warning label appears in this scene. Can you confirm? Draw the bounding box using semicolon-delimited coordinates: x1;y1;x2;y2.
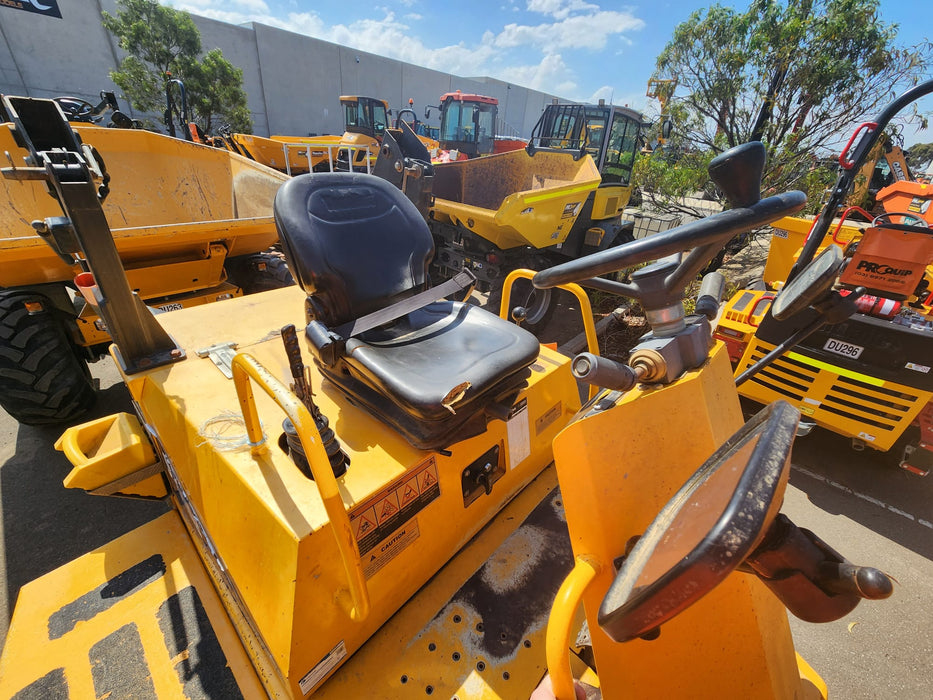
349;457;440;556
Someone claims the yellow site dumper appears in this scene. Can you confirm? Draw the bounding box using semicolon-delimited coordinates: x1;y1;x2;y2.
0;106;292;425
0;100;895;699
427;102;643;334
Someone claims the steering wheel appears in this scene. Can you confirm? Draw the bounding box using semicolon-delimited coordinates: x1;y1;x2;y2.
872;211;929;228
54;96;96;121
532;142;807;310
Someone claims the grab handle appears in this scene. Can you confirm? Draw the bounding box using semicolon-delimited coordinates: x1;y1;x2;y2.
231;352;370;623
546;555;601;700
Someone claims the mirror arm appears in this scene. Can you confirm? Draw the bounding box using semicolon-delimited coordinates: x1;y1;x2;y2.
744;514;892;623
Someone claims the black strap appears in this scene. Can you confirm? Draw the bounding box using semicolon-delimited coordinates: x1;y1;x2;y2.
333;269;476;339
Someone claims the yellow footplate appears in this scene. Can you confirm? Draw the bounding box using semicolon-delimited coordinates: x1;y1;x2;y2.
0;512;265;699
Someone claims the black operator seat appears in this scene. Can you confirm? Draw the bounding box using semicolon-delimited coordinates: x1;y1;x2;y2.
274;173;541;451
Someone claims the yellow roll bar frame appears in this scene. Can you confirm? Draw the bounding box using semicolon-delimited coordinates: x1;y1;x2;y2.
231;352;371;623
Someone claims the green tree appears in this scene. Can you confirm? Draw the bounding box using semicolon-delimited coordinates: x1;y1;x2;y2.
102;0;251;134
642;0;931;215
906;142;933;174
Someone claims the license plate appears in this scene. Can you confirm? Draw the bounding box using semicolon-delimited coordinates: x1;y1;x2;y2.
156;302;184;312
823;338;864;359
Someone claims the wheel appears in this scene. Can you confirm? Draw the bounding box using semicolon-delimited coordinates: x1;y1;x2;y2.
225;253;295;294
486;277;556;335
0;290;96;425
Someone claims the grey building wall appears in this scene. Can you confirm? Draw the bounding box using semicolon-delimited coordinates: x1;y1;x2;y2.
0;0;561;138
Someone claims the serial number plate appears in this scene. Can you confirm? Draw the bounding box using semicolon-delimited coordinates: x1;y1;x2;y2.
823;338;864;359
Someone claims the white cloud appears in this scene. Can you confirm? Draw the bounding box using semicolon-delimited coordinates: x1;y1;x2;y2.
499;53;576;95
526;0;599;21
496;11;644;51
233;0;269;11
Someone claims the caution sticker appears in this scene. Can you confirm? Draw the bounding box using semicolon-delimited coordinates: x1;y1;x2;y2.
362;520;421;579
349;457;440;561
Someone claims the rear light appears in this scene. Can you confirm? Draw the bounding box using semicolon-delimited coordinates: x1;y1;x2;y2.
485;253;500;264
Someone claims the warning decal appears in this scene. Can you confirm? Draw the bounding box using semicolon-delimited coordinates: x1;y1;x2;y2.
362;520;421;579
349;457;440;557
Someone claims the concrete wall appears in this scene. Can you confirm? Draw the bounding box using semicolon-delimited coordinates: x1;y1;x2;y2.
0;0;561;138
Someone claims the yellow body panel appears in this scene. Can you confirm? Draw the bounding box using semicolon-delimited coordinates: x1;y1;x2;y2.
736;337;932;451
113;285;580;696
0;511;267;699
56;412;165;498
233;133;322;173
0;123;287;287
237;133;380;174
764;215;863;286
431;149;601;249
551;344;822;698
590;183;632;221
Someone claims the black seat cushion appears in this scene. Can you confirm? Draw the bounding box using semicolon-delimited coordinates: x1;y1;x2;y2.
274;173;541;450
343;300;539;421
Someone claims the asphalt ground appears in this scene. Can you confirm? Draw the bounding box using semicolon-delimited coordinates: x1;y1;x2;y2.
1;329;932;697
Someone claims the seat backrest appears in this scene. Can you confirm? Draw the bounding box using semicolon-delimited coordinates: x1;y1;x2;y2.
275;173;435;326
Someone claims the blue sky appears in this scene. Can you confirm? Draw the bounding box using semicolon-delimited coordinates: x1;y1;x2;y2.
163;1;932;145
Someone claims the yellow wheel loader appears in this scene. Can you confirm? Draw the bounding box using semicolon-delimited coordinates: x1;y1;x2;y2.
0;96;293;425
714;80;933;477
0;98;893;699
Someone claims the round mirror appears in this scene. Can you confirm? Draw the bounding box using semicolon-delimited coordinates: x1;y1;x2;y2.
597;400;799;643
771;244;843;321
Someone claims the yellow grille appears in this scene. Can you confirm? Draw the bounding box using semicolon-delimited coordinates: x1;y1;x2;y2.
739;342;930;450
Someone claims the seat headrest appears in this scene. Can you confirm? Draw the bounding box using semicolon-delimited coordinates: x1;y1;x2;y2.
274;173;435;327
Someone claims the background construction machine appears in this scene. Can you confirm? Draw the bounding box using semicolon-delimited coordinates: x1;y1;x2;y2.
428;100;643;331
848;134;915;213
0;97;292;426
714;80;933;477
425;91;526;161
221;95;392;175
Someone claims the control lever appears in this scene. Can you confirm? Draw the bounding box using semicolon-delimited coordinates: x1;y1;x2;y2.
279;324;349;479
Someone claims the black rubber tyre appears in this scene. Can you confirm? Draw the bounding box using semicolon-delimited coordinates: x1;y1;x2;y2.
226;253;295;295
486;277;556;336
0;290;96;425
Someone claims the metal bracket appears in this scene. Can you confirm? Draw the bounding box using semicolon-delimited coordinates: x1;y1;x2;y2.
197;342;240;379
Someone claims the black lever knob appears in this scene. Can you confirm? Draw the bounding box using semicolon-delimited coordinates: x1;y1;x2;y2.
708;141;765;208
